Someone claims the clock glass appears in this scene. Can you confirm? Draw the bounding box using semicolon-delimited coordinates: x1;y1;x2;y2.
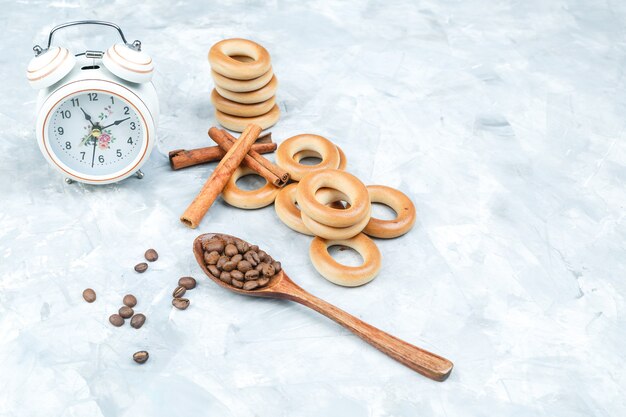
46;91;144;176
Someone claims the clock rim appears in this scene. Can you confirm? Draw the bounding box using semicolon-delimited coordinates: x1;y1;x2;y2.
37;79;155;184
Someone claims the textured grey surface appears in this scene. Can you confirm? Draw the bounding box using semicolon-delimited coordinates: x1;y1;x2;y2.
1;1;626;416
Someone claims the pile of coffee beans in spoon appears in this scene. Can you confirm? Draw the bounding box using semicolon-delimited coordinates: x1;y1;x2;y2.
201;234;281;290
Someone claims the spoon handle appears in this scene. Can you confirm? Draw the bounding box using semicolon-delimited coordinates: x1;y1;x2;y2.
284;285;453;381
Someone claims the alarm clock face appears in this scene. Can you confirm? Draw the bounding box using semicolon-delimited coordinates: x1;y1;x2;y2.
46;91;145;177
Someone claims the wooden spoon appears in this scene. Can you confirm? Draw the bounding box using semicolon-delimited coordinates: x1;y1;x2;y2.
193;233;454;381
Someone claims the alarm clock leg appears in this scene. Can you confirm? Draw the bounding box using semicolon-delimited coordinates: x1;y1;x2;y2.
64;178;75;184
135;170;144;179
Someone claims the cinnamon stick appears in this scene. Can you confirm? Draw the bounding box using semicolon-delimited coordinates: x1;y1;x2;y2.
208;128;286;188
169;138;275;170
180;124;262;228
221;130;289;185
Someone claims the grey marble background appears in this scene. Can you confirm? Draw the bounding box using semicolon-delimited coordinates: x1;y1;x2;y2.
1;1;625;416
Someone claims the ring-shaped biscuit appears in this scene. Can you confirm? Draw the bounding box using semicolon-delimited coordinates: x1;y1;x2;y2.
215;104;280;132
301;204;371;240
296;169;370;228
276;135;341;181
309;233;382;287
222;167;280;209
215;75;278;104
294;145;347;171
211;89;275;117
209;39;271;80
211;68;274;92
274;184;347;235
363;185;416;238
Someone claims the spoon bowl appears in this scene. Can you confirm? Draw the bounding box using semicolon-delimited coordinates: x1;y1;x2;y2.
193;232;454;381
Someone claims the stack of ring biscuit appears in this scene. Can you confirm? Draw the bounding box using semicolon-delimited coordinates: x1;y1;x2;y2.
272;134;417;288
209;38;280;132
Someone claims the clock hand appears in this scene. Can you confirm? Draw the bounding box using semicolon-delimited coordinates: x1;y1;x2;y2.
91;136;97;168
80;107;94;127
101;117;130;129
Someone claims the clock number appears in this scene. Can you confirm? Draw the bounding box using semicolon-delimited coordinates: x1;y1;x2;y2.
130;122;136;130
98;155;104;163
57;127;64;135
88;93;98;101
65;141;71;150
71;98;79;107
116;149;122;158
60;110;71;119
124;106;130;115
110;96;115;104
127;137;133;145
80;152;86;160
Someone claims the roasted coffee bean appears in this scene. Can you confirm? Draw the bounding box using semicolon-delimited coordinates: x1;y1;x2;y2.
244;251;260;266
255;262;266;272
208;264;221;277
219;271;232;284
243;280;259;291
222;261;237;272
172;286;186;298
109;314;124;327
178;277;196;290
231;254;243;264
133;350;149;364
272;261;282;273
224;244;238;257
236;240;249;254
258;277;270;287
134;262;148;273
230;270;244;281
262;263;275;277
204;251;220;265
119;306;134;319
231;279;244;289
249;245;259;252
82;288;96;303
172;298;190;310
237;260;252;273
244;269;259;281
216;256;228;270
130;313;146;329
144;249;158;262
203;238;225;254
257;250;268;262
123;294;137;307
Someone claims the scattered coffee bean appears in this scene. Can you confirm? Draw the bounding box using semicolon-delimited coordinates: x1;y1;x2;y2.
203;238;225;254
119;306;134;318
144;248;159;262
230;270;244;281
82;288;96;303
231;254;243;264
232;279;244;288
172;298;190;310
133;350;149;364
224;244;238;257
204;251;220;265
109;314;124;327
178;277;197;289
134;262;148;273
130;313;146;329
172;286;186;298
123;294;137;307
243;280;259;291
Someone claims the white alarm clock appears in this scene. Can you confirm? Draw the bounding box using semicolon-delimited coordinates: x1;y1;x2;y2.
27;20;158;184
